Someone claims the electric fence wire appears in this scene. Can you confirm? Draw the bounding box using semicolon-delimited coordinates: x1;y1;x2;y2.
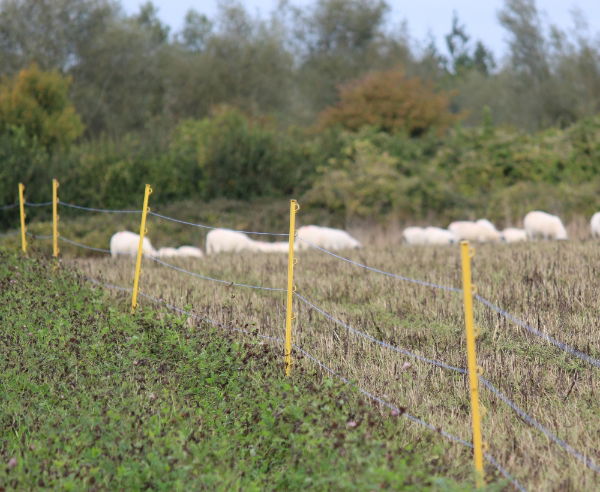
0;203;19;211
148;255;286;292
148;210;290;237
297;238;461;292
295;290;600;474
475;294;600;370
59;236;112;255
59;201;142;214
24;201;53;207
25;232;53;239
83;275;526;492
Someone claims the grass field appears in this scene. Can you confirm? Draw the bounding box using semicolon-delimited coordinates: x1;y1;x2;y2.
0;250;485;490
61;235;600;491
2;207;600;490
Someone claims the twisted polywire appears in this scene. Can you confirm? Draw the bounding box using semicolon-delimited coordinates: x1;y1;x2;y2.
479;377;600;474
59;201;142;214
81;275;526;491
59;236;111;254
149;256;286;292
297;238;461;292
476;294;600;369
296;290;597;474
294;345;527;492
25;201;53;207
84;276;284;344
0;203;18;211
294;291;467;374
25;232;53;240
148;210;289;237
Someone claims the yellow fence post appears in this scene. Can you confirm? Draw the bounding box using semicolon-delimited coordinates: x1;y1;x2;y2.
131;184;152;313
460;240;485;487
285;199;299;376
18;183;27;254
52;178;59;257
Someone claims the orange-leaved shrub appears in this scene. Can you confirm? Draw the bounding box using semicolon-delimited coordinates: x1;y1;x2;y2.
318;67;461;136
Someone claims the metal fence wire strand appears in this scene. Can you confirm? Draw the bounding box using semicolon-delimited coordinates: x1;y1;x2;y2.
475;294;600;369
148;210;289;237
294;291;467;374
59;236;112;255
297;238;461;292
149;256;286;292
0;203;19;211
59;201;142;214
81;276;526;492
25;232;53;240
24;201;53;207
296;291;599;473
294;345;527;492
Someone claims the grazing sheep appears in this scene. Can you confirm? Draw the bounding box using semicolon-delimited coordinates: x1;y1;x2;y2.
423;227;458;245
501;228;528;243
402;226;427;245
591;212;600;239
255;241;289;253
177;246;204;258
476;219;498;232
448;221;502;243
296;225;361;251
206;229;259;254
523;211;568;240
158;247;179;258
110;231;157;258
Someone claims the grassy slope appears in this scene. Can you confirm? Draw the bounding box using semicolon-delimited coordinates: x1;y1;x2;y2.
0;251;482;491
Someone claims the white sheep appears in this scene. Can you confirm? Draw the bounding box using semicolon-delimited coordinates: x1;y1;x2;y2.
476;219;498;232
296;225;361;251
523;211;568;240
158;247;179;258
423;227;458;245
448;221;502;243
590;212;600;239
177;246;204;258
205;229;259;254
255;241;289;253
109;231;157;258
501;228;528;243
402;226;427;245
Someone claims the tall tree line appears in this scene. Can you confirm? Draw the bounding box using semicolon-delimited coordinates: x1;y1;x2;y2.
0;0;599;138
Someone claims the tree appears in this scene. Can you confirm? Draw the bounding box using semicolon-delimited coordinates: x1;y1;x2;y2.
318;68;460;136
0;63;83;150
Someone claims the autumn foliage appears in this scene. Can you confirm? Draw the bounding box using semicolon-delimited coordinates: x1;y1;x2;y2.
318;68;460;136
0;64;83;150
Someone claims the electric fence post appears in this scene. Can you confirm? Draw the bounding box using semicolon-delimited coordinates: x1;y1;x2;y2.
131;184;152;313
18;183;27;254
52;179;59;257
460;240;485;488
285;199;299;376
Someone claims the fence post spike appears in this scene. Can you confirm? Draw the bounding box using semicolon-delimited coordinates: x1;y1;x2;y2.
18;183;27;254
460;240;485;488
131;184;152;313
285;199;298;376
52;179;59;257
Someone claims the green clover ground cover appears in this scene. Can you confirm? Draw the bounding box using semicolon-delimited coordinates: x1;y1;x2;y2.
0;251;482;490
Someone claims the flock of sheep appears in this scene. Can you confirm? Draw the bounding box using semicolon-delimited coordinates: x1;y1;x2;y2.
109;225;361;258
108;210;600;258
404;210;572;245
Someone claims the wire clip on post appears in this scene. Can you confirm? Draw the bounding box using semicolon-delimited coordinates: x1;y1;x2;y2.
18;183;27;254
285;199;299;376
131;184;152;313
52;179;59;257
460;240;485;488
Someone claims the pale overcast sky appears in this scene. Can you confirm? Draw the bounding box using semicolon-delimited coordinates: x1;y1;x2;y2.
120;0;600;57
